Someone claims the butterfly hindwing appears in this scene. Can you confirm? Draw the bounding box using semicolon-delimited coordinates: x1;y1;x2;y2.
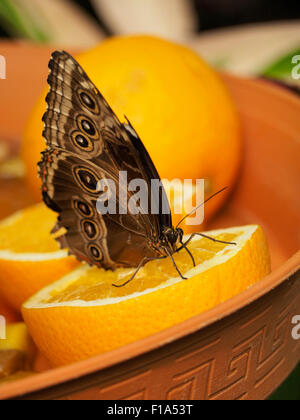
40;148;156;267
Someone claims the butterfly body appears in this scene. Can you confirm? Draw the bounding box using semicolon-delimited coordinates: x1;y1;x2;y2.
39;51;184;273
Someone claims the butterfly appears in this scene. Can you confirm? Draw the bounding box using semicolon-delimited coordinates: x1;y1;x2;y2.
39;51;234;287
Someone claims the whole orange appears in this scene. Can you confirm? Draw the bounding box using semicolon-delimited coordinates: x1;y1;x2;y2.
22;35;241;225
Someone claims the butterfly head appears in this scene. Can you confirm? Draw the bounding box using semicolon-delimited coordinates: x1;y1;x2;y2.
160;227;184;253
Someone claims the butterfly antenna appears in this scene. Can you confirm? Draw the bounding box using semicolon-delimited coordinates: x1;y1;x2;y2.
176;187;228;229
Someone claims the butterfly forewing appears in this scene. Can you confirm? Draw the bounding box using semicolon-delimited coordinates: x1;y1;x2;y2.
40;51;173;268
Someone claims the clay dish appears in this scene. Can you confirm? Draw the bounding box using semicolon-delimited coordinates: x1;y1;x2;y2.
0;42;299;400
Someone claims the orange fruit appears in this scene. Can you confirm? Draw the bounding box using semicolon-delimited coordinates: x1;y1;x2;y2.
0;322;35;358
0;204;79;311
23;225;270;366
0;323;36;379
22;35;241;225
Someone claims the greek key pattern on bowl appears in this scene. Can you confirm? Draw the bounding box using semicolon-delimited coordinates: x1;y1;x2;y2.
60;273;300;401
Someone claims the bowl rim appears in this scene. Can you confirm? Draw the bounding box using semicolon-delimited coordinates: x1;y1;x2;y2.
0;250;299;400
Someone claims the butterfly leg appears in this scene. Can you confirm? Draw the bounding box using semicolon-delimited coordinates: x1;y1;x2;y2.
164;248;187;280
193;233;237;246
176;233;196;252
177;233;236;252
112;257;159;288
175;233;236;260
180;240;196;267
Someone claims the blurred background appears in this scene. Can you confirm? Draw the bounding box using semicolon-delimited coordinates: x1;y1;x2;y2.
0;0;299;84
0;0;299;400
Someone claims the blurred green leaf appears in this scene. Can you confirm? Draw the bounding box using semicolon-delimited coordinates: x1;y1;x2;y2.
261;48;300;80
0;0;50;42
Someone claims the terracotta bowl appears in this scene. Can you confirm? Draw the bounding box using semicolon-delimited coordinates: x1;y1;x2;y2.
0;42;299;400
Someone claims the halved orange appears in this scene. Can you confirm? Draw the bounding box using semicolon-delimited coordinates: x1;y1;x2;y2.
0;204;79;311
22;225;270;367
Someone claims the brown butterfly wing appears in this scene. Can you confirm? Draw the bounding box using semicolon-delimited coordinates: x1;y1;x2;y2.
40;148;156;268
40;51;170;268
